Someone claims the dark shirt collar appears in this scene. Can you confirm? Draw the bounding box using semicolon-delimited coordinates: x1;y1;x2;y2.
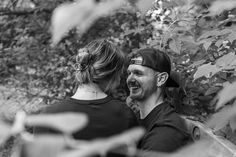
139;102;170;130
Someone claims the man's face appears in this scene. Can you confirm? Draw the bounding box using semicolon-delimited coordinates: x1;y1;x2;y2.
126;64;157;101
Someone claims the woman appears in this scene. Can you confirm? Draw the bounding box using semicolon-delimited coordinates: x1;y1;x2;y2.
34;39;138;140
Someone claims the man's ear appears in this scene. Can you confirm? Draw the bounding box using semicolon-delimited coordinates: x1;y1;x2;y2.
156;72;169;87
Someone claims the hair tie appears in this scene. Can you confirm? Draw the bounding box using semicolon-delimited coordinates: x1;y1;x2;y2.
74;48;93;71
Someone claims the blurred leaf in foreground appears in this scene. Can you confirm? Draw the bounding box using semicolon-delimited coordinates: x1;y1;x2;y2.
21;135;65;157
51;0;125;45
26;113;88;135
136;0;155;16
206;104;236;130
209;0;236;16
138;139;212;157
216;81;236;109
58;127;145;157
0;120;11;145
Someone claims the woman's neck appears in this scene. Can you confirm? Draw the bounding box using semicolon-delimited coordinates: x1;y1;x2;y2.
72;83;107;100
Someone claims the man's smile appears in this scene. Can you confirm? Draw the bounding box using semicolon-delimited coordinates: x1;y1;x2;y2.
128;80;140;91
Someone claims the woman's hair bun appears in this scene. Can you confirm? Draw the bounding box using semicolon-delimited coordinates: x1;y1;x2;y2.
75;48;93;71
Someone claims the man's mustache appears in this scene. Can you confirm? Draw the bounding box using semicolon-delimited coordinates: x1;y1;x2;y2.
127;80;140;88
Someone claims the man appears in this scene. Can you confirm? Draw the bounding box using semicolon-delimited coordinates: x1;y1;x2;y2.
126;48;190;152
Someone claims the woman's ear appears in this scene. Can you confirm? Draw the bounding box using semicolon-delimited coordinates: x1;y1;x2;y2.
156;72;169;87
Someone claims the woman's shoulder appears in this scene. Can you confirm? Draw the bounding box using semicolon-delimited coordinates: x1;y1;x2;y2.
40;99;73;113
106;96;129;109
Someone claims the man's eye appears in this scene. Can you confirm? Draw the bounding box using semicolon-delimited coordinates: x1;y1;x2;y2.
135;71;142;76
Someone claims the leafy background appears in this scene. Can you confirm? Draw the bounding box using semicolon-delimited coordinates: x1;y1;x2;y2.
1;0;236;156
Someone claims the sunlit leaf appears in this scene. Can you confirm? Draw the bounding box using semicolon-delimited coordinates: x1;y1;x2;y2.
215;52;236;69
136;0;155;15
206;105;236;130
21;135;65;157
169;39;181;54
26;113;88;134
58;127;145;157
193;63;221;81
209;0;236;16
203;41;212;51
216;81;236;109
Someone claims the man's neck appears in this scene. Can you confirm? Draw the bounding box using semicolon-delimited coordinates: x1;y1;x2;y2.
138;91;164;119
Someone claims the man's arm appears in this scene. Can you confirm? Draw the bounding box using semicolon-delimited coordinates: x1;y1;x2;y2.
140;126;187;152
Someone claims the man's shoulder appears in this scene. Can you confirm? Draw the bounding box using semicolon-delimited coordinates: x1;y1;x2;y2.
152;103;189;135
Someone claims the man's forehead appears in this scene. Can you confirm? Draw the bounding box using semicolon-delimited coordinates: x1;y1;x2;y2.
127;64;154;72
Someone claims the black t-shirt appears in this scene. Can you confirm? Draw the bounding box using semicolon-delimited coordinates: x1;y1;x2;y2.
138;102;190;152
34;96;138;140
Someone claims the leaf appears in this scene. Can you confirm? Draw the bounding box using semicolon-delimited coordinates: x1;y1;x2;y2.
209;0;236;16
197;30;218;41
58;127;145;157
136;0;155;16
228;32;236;42
0;121;11;145
198;29;232;41
0;111;27;146
123;27;144;36
205;86;221;96
139;139;213;157
203;41;212;50
21;135;65;157
216;81;236;109
51;0;125;45
215;52;236;69
170;139;213;157
188;59;206;68
215;39;223;47
206;105;236;130
169;39;181;54
26;113;88;135
193;63;221;81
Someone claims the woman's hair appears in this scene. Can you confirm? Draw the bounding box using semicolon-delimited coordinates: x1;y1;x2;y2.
75;39;125;92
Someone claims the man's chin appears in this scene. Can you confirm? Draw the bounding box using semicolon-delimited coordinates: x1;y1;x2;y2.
129;94;142;100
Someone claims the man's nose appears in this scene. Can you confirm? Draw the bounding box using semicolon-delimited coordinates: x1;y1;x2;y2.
127;73;134;83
